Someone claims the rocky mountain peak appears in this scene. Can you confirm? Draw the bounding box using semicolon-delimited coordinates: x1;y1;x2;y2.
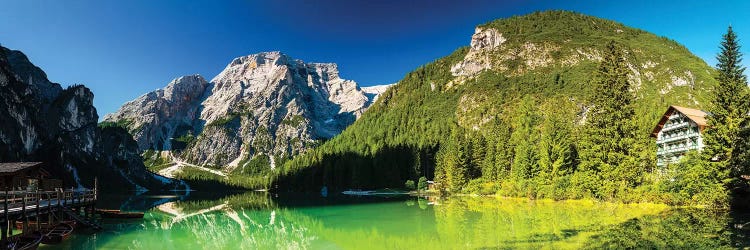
107;51;388;171
103;74;209;151
0;45;185;192
211;51;297;84
470;27;506;51
162;75;208;101
201;51;368;125
3;47;63;104
450;27;507;80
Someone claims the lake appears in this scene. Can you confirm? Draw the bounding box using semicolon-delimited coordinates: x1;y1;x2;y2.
39;192;750;249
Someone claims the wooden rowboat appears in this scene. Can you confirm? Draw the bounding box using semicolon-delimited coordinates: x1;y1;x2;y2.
96;209;144;219
41;223;74;245
7;231;42;250
15;220;77;230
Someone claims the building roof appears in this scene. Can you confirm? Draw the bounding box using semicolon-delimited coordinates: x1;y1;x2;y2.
0;162;43;175
672;106;708;127
650;105;709;138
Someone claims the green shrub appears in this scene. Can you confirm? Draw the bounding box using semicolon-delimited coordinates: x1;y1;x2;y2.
417;176;428;190
281;115;305;127
404;180;416;190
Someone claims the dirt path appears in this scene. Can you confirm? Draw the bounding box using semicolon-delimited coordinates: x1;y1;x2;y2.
157;152;227;178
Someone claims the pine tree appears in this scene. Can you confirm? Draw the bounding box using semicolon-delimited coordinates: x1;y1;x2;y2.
538;98;577;179
732;125;750;180
579;41;638;199
468;131;487;178
480;135;497;181
704;26;749;186
491;118;513;181
510;95;539;180
438;124;469;192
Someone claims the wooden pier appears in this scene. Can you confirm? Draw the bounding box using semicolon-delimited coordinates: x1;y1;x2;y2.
0;162;101;248
0;189;99;241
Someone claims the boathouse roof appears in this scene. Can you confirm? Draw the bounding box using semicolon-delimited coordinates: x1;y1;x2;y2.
0;162;43;176
650;105;709;138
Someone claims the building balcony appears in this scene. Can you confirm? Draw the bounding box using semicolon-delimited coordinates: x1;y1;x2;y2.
661;122;690;132
657;145;701;155
657;133;700;144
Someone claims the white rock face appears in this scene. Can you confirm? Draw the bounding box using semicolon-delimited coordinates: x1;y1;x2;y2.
106;52;385;168
361;84;392;103
451;27;506;78
104;75;209;150
470;27;506;51
1;45;186;192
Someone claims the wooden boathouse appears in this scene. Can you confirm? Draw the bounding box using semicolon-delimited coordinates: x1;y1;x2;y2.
0;162;100;244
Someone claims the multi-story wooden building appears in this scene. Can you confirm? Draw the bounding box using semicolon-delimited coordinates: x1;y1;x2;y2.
650;106;709;167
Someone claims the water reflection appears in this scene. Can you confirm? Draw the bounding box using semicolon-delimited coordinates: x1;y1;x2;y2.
132;192;312;249
40;193;750;249
585;208;750;249
432;198;667;249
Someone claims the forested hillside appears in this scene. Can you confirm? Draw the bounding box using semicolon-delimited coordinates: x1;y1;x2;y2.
276;11;719;204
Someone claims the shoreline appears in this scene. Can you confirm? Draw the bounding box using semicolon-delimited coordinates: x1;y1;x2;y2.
405;190;713;210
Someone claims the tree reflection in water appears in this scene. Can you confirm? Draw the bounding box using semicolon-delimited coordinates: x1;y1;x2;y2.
40;194;750;249
586;208;750;249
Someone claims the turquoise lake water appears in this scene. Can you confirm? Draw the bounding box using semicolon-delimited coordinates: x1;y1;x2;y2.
37;192;750;249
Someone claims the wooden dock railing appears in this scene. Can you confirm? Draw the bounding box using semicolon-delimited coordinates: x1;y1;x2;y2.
0;189;96;213
0;188;98;241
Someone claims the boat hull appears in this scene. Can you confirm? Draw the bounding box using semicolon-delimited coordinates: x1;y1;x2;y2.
41;223;74;245
15;220;77;230
96;209;144;219
7;231;42;250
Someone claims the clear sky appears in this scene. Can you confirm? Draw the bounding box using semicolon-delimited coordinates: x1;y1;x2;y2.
0;0;748;117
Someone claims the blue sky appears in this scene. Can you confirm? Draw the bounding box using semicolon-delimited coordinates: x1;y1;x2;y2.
0;0;748;117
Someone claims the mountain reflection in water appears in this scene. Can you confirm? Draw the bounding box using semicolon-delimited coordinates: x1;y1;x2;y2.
39;192;750;249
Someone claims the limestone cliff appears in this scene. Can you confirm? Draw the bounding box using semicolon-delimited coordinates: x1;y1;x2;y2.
0;45;186;192
105;52;387;175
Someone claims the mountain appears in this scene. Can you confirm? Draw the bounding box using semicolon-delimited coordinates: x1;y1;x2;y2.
277;11;717;193
0;45;186;192
104;51;387;185
361;84;393;103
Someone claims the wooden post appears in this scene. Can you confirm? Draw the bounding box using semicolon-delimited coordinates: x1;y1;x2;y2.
22;192;27;234
35;190;39;231
94;177;98;202
47;192;52;226
2;188;7;241
8;191;14;237
93;178;98;220
56;190;61;222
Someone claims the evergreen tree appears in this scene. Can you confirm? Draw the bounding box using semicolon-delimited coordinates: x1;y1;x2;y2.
276;12;728;206
468;131;487;178
510;95;539;180
578;41;638;199
480;135;497;181
490;118;513;181
704;26;749;186
438;124;469;191
731;125;750;181
538;98;577;179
